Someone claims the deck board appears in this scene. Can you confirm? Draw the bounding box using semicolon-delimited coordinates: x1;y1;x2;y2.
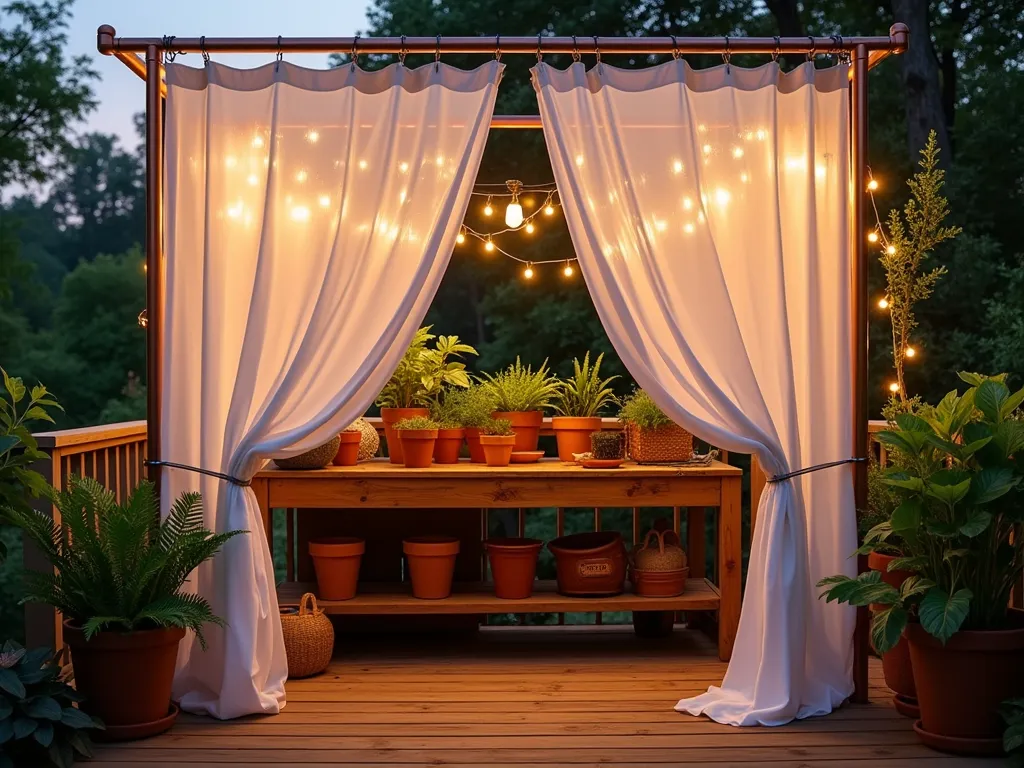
90;626;999;767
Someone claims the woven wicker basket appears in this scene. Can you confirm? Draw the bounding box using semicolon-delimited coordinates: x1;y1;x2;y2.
280;593;334;678
274;435;342;470
625;422;693;463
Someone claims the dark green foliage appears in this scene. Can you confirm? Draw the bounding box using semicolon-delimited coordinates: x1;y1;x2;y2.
393;416;439;431
552;353;619;418
480;358;559;413
480;418;513;437
1003;698;1024;766
618;389;673;430
431;383;496;429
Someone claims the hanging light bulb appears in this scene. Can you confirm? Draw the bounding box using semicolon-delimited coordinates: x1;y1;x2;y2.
483;195;494;216
867;179;879;192
888;382;900;393
456;228;466;245
523;262;535;280
525;222;535;234
878;297;890;310
544;202;555;216
886;244;897;255
563;261;574;277
505;180;524;228
867;231;879;243
484;237;494;253
306;130;320;143
905;346;917;358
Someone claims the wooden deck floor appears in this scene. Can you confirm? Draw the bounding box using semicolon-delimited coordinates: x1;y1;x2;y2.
91;626;1001;767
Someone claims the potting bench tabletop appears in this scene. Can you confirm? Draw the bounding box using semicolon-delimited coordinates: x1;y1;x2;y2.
252;459;742;660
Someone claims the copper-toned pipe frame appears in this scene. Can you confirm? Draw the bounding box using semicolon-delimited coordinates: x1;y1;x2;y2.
145;45;164;497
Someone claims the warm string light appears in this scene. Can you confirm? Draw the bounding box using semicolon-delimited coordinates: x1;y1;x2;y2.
523;263;534;280
483;195;494;217
137;309;148;328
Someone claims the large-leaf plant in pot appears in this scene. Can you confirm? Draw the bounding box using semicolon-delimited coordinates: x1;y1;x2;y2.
3;477;244;742
819;373;1024;756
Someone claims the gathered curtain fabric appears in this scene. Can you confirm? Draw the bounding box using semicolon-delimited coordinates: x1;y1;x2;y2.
534;60;856;725
162;59;502;718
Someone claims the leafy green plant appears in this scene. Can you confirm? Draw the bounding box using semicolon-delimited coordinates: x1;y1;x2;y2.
438;384;496;428
618;388;674;430
552;352;619;418
0;371;63;562
1003;698;1024;767
0;640;102;768
375;327;477;409
590;431;624;460
480;358;559;413
393;416;439;431
817;373;1024;654
2;477;244;647
480;419;513;437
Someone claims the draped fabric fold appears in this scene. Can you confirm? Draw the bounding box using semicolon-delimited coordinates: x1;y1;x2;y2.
533;59;856;725
162;59;502;718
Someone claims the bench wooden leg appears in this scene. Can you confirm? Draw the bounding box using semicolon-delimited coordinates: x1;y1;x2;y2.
717;476;742;661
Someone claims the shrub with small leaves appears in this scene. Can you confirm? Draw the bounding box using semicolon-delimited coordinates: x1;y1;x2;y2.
480;419;514;437
590;431;624;460
393;417;439;431
481;358;559;413
434;384;496;429
0;640;103;768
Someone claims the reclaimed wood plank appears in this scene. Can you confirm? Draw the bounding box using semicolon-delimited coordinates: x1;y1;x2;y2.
717;475;742;661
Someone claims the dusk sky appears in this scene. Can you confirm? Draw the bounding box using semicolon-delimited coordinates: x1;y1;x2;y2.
71;0;371;149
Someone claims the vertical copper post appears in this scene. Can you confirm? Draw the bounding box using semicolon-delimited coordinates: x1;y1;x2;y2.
145;45;164;498
851;43;870;705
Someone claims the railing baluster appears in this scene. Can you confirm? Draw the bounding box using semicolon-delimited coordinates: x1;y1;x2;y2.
556;507;565;625
285;508;295;583
594;508;602;625
115;446;122;502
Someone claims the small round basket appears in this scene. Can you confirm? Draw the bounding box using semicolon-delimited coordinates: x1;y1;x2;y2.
280;593;334;678
348;417;380;461
274;435;342;470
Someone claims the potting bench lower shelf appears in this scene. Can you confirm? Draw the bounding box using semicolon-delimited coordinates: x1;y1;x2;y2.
252;458;742;661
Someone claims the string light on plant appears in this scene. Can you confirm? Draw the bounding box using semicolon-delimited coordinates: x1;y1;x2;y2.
888;381;900;393
905;346;916;358
867;231;879;243
878;297;890;310
886;244;897;255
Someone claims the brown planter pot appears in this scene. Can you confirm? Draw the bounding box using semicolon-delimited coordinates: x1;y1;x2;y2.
403;536;460;599
398;428;437;468
492;410;544;452
464;427;487;464
485;538;542;599
380;407;429;465
548;532;627;597
868;552;917;710
332;430;361;466
309;537;365;600
907;610;1024;755
64;620;184;739
551;416;603;461
480;434;515;467
433;427;466;464
632;567;689;597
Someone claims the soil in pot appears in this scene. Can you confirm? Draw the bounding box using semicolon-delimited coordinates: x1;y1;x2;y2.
493;411;543;452
309;537;365;600
464;427;487;464
433;427;465;464
868;552;917;712
480;434;516;467
63;621;185;739
548;531;627;597
551;416;602;461
485;538;542;599
333;430;362;466
380;407;429;465
403;536;460;599
907;609;1024;755
398;428;437;468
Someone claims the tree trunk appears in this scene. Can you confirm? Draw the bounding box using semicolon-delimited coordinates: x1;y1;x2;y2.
889;0;952;164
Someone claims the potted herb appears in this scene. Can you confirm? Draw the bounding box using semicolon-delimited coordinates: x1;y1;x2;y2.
375;327;477;464
393;416;440;469
3;477;244;741
480;358;559;452
818;373;1024;755
443;384;497;464
618;389;693;463
429;393;467;465
551;352;619;461
478;419;516;467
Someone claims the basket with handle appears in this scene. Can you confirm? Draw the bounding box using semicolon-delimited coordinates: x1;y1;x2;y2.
625;422;693;463
280;592;334;678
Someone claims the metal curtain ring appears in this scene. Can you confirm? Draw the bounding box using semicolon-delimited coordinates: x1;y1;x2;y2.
723;35;731;69
399;34;407;65
201;35;210;66
435;34;441;70
806;35;815;62
593;35;600;64
670;34;680;60
162;35;176;62
536;32;543;62
772;36;780;63
572;35;580;62
351;33;359;70
494;34;501;61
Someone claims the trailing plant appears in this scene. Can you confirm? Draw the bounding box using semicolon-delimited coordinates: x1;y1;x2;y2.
1;477;244;647
817;372;1024;654
480;358;559;413
393;416;439;431
1003;698;1024;767
590;431;624;460
480;418;513;437
436;384;495;429
0;371;62;562
0;640;103;768
618;388;674;430
552;352;619;418
375;327;478;409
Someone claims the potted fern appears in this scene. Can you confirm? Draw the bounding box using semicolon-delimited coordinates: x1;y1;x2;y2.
480;358;559;452
551;352;619;461
2;477;244;741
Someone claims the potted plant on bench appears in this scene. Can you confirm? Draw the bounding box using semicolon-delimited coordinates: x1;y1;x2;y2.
480;358;559;452
618;388;693;463
551;352;619;461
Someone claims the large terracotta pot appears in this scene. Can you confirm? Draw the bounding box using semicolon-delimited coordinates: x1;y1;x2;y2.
868;551;917;716
485;538;542;599
64;621;185;740
492;410;543;452
309;537;365;600
433;427;465;464
907;609;1024;756
480;434;515;467
464;427;487;464
548;532;627;597
551;416;602;461
403;536;460;599
398;428;437;468
332;430;362;466
380;407;429;464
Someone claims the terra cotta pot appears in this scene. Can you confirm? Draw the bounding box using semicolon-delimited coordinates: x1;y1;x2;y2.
309;537;365;600
868;551;917;714
464;427;487;464
551;416;603;461
492;410;543;452
485;538;542;599
548;531;627;597
403;536;460;599
398;428;437;468
332;430;361;466
480;434;516;467
433;427;465;464
380;407;429;464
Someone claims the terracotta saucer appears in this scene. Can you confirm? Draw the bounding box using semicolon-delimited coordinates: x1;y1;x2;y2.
94;703;179;742
912;720;1004;756
581;458;624;469
892;693;919;719
510;451;545;463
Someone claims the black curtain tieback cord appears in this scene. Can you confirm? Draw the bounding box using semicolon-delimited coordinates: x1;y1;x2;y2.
144;460;250;487
767;457;867;483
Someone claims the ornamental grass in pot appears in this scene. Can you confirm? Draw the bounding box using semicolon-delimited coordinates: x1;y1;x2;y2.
394;417;440;469
375;326;477;464
819;373;1024;756
479;419;516;467
3;477;244;742
618;389;693;463
551;352;619;461
480;358;559;452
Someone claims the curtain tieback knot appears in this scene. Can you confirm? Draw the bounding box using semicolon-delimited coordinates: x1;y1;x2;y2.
767;457;867;483
144;459;251;488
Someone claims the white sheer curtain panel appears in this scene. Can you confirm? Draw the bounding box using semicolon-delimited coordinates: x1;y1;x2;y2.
534;60;856;725
162;59;502;718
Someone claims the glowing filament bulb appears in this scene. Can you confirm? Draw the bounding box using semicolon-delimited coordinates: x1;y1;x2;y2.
868;231;879;243
296;169;308;183
878;297;890;309
358;159;368;170
523;263;535;279
563;262;574;277
306;130;319;143
889;382;900;393
732;146;744;159
456;230;466;245
398;161;409;173
905;346;916;358
318;194;331;208
484;238;494;253
672;159;684;174
525;222;535;234
544;203;555;216
505;199;524;228
886;245;897;255
867;179;879;192
714;188;731;206
683;222;695;234
483;196;494;216
290;205;310;222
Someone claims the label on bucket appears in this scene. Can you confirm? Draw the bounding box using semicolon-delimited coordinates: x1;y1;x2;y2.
578;559;613;578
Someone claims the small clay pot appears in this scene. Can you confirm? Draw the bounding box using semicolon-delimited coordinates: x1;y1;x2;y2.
485;538;542;599
492;410;543;452
433;427;466;464
380;407;429;465
309;537;365;600
403;536;460;599
333;430;362;466
398;428;437;468
480;434;516;467
551;416;602;461
464;427;487;464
